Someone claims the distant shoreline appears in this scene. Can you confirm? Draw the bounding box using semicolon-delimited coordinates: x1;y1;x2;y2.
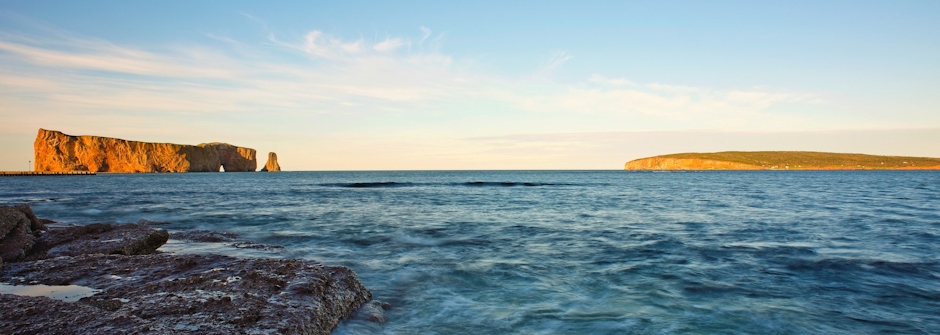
625;151;940;170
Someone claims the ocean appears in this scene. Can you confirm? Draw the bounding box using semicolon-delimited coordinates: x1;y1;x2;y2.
2;171;939;334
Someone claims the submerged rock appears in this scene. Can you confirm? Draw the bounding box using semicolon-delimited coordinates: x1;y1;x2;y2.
0;253;371;334
170;230;239;243
354;300;392;323
260;152;282;172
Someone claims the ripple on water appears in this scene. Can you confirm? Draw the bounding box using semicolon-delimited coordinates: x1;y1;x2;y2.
3;171;939;334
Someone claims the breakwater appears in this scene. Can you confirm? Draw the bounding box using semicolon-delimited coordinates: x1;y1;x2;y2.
0;171;96;176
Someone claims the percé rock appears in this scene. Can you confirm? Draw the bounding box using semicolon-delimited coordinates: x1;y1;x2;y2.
260;152;282;172
625;151;940;170
33;128;257;173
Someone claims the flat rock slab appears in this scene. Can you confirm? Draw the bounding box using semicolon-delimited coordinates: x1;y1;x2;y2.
0;253;371;334
28;223;169;260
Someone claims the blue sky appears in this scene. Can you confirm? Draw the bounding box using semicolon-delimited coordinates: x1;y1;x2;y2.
1;1;938;170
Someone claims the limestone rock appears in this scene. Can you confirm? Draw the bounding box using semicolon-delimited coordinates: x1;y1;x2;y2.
0;253;372;334
33;128;257;173
202;142;258;172
260;152;282;172
27;223;169;259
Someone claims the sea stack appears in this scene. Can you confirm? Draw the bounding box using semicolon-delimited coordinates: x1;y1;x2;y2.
261;152;282;172
33;129;257;173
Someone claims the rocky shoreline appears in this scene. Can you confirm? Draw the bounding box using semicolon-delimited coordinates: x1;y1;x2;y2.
0;205;381;334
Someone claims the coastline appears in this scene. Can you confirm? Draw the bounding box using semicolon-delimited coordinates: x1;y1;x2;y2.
624;152;940;170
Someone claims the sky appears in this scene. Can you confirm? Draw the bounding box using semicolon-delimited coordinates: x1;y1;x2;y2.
1;1;938;170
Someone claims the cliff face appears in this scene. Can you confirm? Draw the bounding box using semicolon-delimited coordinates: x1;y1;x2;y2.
34;129;257;173
625;158;763;170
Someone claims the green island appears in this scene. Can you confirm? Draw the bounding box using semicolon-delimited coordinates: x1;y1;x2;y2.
624;151;940;170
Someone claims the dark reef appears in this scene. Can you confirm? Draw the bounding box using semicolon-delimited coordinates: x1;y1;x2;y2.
0;205;379;334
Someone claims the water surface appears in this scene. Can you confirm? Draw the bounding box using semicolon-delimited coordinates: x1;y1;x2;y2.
2;171;938;334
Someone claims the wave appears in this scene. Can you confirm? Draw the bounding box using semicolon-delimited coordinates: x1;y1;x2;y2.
460;182;559;187
322;181;569;188
324;182;417;188
785;257;937;275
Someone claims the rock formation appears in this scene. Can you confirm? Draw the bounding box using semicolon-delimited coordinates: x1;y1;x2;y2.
33;128;257;173
1;253;372;334
0;205;44;263
260;152;282;172
26;223;169;260
0;205;376;334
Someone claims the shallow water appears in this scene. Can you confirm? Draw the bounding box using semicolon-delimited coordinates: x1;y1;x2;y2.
0;283;101;302
2;171;939;334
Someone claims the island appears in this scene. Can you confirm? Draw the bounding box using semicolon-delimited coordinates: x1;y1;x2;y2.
34;129;260;173
624;151;940;170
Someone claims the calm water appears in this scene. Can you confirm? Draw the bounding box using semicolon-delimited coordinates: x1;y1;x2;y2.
2;171;939;334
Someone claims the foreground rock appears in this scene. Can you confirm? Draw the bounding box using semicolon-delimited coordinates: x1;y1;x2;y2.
0;205;45;263
1;253;371;334
260;152;282;172
0;205;374;334
26;223;169;260
33;128;257;173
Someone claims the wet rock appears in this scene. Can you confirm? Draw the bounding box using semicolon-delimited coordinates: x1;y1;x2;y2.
170;230;239;243
13;204;44;233
354;300;391;323
0;253;372;334
137;218;172;226
232;241;286;250
0;205;43;262
27;223;168;260
171;230;285;250
0;294;157;334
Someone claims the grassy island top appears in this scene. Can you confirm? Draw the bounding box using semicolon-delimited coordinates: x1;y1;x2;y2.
628;151;940;170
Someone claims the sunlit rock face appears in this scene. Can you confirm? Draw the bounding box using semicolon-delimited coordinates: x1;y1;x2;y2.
260;152;282;172
33;129;256;172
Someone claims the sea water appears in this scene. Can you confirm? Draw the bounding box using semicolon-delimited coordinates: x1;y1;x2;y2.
2;171;939;334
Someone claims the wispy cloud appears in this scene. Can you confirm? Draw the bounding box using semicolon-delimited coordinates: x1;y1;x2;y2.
0;17;848;171
589;74;636;86
419;26;432;44
535;50;572;77
373;37;404;52
515;74;813;130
